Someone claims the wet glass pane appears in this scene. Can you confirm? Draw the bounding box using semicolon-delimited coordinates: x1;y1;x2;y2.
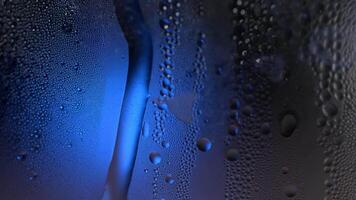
1;0;356;200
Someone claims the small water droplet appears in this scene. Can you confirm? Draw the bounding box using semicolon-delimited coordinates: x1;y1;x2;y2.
16;151;27;161
162;141;170;148
29;172;38;181
158;103;168;111
228;125;240;136
142;122;150;138
281;167;289;174
165;174;175;184
322;103;338;117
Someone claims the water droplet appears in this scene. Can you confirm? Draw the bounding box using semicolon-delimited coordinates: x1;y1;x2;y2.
29;172;38;181
158;103;168;111
16;151;27;161
197;137;212;152
230;99;241;110
281;167;289;174
242;105;253;116
261;122;271;135
162;141;170;148
142;122;150;138
284;184;298;198
149;152;162;165
281;113;297;137
228;125;240;136
322;102;338;117
165;174;175;184
226;148;238;161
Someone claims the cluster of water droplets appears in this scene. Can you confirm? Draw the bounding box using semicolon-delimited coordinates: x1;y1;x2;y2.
303;1;356;199
0;0;71;182
175;32;208;200
224;0;277;199
149;0;183;150
1;1;128;198
141;0;184;199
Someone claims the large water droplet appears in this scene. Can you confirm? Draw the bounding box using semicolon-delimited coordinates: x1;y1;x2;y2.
284;184;298;198
149;152;162;165
226;148;238;161
197;137;212;152
281;113;297;137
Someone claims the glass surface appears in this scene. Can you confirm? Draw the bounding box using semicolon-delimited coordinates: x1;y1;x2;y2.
1;0;356;200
